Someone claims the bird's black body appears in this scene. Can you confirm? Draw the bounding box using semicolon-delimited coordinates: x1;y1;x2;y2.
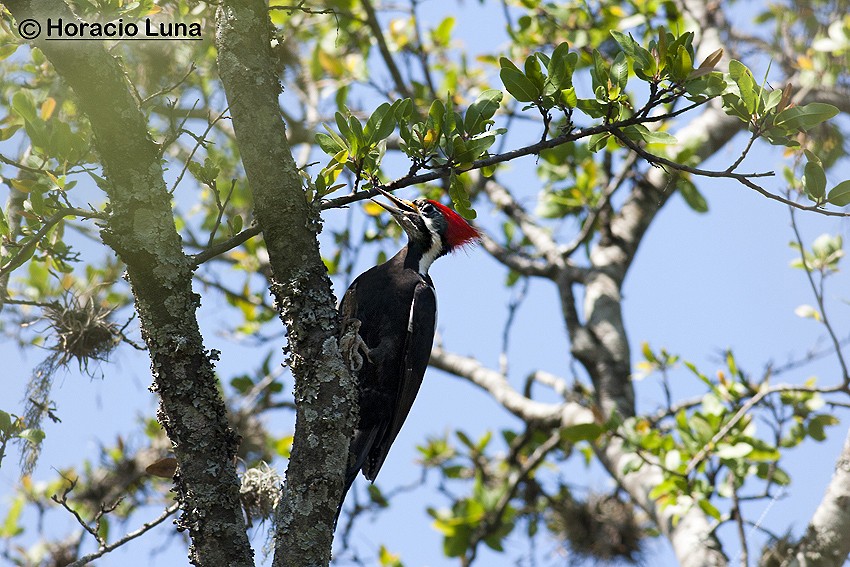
335;189;478;525
339;247;436;490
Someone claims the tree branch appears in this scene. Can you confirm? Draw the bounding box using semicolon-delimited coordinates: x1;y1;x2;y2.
67;503;180;567
215;1;358;565
4;1;254;563
786;426;850;566
360;0;413;100
429;345;594;428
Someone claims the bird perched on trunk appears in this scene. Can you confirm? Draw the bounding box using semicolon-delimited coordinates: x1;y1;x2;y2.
336;187;479;525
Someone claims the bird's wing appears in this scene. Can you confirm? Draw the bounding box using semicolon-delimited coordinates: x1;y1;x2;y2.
364;279;436;481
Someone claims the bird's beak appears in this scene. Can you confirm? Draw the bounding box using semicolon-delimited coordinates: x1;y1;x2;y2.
370;187;418;219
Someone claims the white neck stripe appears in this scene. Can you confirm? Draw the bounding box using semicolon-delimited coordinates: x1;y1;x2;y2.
418;237;442;275
418;216;442;275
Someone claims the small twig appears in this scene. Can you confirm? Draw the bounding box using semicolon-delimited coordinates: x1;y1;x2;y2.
499;277;529;376
464;431;562;565
0;207;107;279
191;223;262;267
684;390;768;476
206;179;238;249
612;130;850;217
360;0;412;99
168;106;230;195
731;484;749;567
561;151;639;256
684;383;846;476
0;153;52;176
789;206;850;384
141;63;197;106
66;503;180;567
725;126;761;173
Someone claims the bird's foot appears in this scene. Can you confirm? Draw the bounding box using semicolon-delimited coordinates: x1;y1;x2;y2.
340;318;371;372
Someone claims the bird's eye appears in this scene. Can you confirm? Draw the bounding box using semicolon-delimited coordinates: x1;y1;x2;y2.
420;202;434;214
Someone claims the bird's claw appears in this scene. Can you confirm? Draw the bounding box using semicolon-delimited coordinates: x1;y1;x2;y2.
340;318;371;372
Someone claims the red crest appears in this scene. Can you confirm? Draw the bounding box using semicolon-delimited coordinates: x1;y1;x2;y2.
428;200;480;250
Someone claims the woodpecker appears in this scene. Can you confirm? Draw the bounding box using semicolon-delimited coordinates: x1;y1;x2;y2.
336;187;479;524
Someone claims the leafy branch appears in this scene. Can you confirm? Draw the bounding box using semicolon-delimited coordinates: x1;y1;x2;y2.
315;33;846;219
0;207;106;280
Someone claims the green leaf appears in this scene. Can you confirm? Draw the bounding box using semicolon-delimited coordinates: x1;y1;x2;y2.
576;98;606;118
524;54;546;91
334;111;353;142
464;89;503;135
803;160;827;202
611;52;629;93
590;50;609;94
728;59;756;114
559;87;577;108
0;494;24;537
678;178;709;213
11;92;37;123
698;498;722;520
611;30;654;74
432;16;455;46
18;428;45;446
587;132;610;152
0;208;9;238
670;45;694;83
774;102;839;132
561;422;604;442
348;115;365;154
364;102;397;146
547;42;575;89
315;132;344;155
459;131;497;162
0;409;12;434
499;66;540;102
622;124;677;145
827;180;850;206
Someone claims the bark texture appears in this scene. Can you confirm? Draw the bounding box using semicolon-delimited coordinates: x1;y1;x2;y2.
5;1;254;565
215;1;358;565
785;428;850;566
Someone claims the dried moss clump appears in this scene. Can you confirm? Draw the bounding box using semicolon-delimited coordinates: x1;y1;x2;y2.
43;294;121;371
240;463;282;522
547;491;644;564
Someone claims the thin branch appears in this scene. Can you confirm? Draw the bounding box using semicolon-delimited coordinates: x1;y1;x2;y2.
140;63;197;106
684;383;845;475
410;0;437;98
789;207;850;384
66;503;180;567
0;207;107;279
168;106;230;195
191;224;262;267
478;233;556;278
464;431;562;566
430;345;595;426
321;102;821;222
0;153;51;176
725;126;760;174
499;277;529;375
561;150;639;256
360;0;412;100
731;486;749;567
611;130;850;217
206;179;238;249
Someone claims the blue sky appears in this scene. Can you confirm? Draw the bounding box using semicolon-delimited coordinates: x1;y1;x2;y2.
3;1;850;566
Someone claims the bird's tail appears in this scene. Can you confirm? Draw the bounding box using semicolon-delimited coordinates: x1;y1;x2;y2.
334;427;380;528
